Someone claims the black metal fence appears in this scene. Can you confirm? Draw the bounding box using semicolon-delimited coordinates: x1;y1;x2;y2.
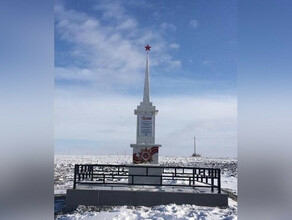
73;164;221;193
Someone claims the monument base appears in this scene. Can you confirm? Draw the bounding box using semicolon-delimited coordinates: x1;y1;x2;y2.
130;144;161;164
130;144;162;185
128;166;163;185
65;188;228;212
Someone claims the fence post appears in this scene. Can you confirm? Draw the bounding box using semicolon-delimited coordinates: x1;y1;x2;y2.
90;165;93;181
211;169;214;193
73;164;78;189
218;169;221;194
85;165;88;179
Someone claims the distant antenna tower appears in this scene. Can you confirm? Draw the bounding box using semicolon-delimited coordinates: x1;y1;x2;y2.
194;136;196;155
192;136;200;157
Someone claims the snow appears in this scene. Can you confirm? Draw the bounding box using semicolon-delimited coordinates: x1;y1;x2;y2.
57;198;237;220
55;155;237;219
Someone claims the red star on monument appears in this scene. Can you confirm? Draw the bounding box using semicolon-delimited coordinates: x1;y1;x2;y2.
145;44;151;51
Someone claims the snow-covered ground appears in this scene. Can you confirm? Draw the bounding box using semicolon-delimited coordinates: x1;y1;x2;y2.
55;155;237;219
57;198;237;220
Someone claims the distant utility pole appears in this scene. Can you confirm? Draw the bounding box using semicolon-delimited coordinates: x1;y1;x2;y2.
194;136;196;155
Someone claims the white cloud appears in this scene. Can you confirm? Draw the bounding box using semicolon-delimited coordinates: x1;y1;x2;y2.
117;18;137;30
202;60;211;65
169;43;180;49
170;60;181;68
95;1;126;20
160;22;177;32
55;67;95;81
190;19;199;28
55;89;237;157
55;2;181;90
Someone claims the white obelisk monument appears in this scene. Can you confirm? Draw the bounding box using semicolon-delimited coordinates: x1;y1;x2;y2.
130;45;162;165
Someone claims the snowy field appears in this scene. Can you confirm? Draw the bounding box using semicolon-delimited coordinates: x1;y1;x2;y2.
55;155;237;219
57;199;237;220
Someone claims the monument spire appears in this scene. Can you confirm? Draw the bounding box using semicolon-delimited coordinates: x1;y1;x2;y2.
143;44;151;103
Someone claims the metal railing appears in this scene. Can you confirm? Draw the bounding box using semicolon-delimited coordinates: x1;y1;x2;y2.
73;164;221;193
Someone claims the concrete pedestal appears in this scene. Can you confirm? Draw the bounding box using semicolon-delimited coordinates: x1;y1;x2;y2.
128;166;163;185
65;188;229;212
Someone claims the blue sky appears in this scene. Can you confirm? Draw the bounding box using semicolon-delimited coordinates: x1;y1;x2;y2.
55;0;237;157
